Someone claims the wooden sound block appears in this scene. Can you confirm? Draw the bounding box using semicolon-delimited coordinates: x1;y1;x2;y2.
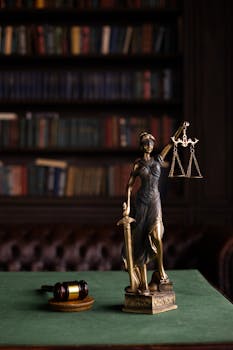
48;296;95;312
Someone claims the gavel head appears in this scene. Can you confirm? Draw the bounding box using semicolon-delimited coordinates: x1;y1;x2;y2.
54;280;88;301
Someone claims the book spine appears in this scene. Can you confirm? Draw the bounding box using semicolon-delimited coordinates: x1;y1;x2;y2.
71;26;81;55
81;26;90;54
4;26;13;55
36;25;46;55
123;26;133;54
17;25;27;55
143;70;151;100
101;26;111;55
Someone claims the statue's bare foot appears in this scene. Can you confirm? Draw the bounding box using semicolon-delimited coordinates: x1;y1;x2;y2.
125;286;137;294
137;288;150;296
160;272;169;283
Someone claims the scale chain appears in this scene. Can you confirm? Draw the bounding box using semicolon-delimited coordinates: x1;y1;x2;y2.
186;145;202;178
169;144;186;177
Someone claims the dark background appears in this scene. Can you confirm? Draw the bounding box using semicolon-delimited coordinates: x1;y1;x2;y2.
179;0;233;228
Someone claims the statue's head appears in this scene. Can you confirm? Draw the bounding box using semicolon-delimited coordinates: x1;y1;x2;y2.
139;132;155;153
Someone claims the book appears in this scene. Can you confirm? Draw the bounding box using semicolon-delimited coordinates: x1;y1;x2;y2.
35;0;45;8
47;166;55;195
105;117;113;148
35;158;67;169
143;70;151;100
17;26;27;55
131;26;141;54
142;24;153;54
45;25;55;55
21;165;28;195
36;26;46;55
66;166;76;197
101;26;111;55
0;112;17;120
71;26;81;55
54;26;63;55
4;26;13;55
58;168;67;196
163;69;172;100
37;117;47;149
81;26;91;54
119;117;128;147
123;26;133;54
9;117;19;147
154;26;165;53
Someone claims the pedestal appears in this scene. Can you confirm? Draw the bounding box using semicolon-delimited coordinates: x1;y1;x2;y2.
123;291;177;314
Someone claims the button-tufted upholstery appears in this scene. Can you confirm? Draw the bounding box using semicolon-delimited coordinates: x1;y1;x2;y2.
0;225;123;271
0;224;232;301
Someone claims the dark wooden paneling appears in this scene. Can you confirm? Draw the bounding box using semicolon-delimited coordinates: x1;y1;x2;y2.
184;0;233;225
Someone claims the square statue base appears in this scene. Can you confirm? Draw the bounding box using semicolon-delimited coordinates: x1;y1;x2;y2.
123;291;177;314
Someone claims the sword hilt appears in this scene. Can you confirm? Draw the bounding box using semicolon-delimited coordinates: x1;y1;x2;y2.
117;202;135;226
117;216;135;226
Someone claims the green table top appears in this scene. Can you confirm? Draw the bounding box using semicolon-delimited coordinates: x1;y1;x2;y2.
0;270;232;348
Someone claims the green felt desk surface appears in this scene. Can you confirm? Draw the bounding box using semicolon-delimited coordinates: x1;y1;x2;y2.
0;270;232;349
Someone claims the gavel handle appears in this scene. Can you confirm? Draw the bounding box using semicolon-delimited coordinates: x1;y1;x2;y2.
41;285;54;292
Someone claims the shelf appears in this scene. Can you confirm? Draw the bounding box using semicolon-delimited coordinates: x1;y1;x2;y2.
0;54;182;68
0;193;186;206
0;147;140;156
0;8;182;24
0;99;182;112
0;195;122;206
0;196;123;224
0;194;188;225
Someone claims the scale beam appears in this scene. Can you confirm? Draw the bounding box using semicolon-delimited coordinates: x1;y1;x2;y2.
169;122;203;178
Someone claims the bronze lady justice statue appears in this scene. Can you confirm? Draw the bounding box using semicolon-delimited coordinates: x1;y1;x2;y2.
121;122;188;296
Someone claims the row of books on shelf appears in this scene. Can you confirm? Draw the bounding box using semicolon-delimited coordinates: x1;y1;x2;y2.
0;112;176;149
0;158;132;197
0;69;178;101
0;23;179;56
0;0;180;10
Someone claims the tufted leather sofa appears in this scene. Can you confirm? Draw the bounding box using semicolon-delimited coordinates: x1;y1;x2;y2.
0;225;123;272
0;224;232;302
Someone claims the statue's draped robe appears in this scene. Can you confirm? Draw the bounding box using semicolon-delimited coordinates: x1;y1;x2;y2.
128;155;164;266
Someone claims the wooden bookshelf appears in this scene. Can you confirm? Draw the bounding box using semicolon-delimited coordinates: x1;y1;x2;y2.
0;1;186;224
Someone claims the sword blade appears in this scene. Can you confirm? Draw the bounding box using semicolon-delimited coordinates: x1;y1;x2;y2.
118;216;137;292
